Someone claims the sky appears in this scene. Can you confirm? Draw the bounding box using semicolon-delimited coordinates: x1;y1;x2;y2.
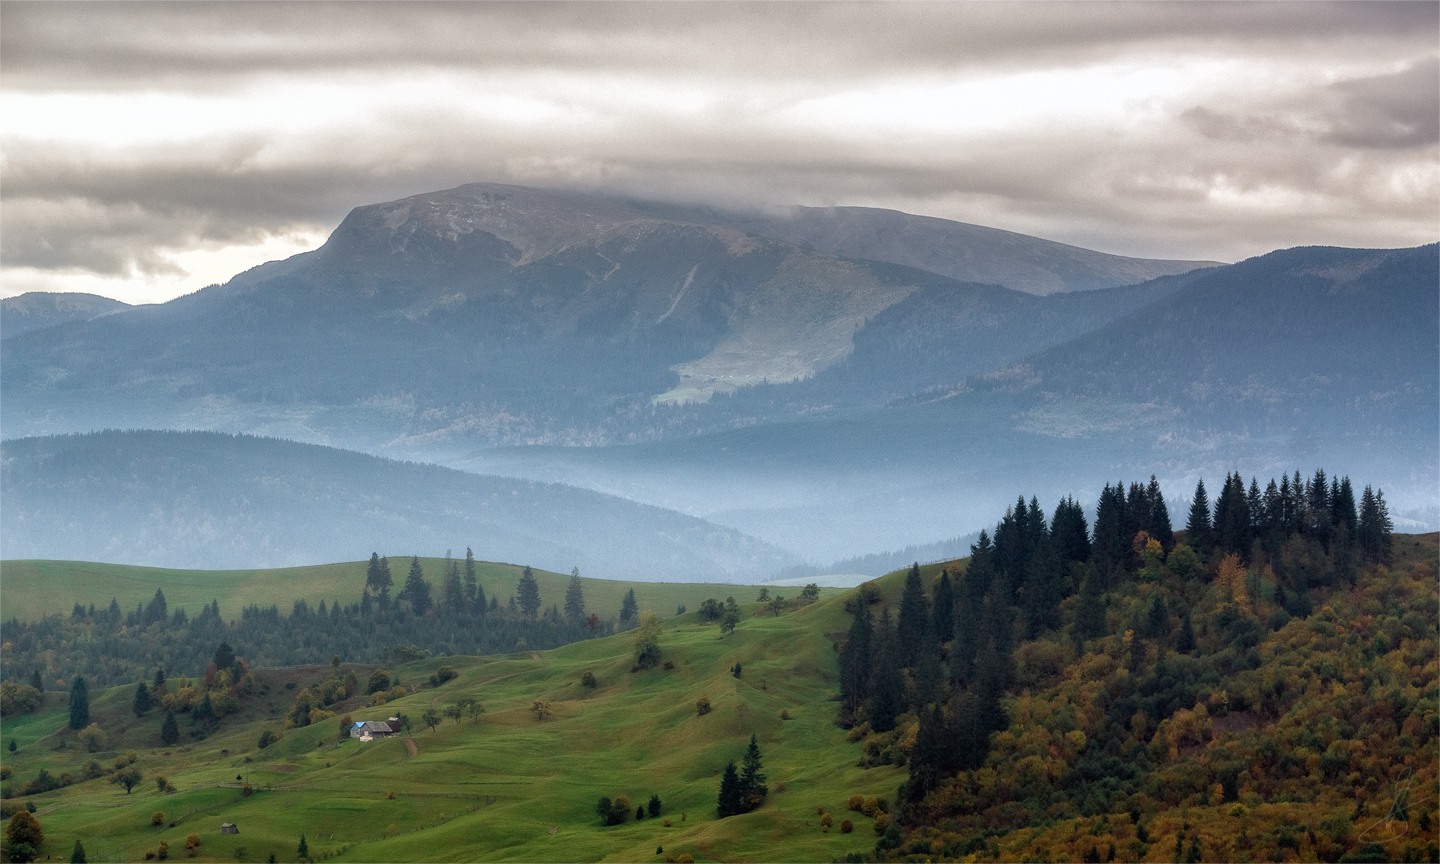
2;1;1437;305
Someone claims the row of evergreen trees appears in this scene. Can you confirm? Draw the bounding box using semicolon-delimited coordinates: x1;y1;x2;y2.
1;553;638;691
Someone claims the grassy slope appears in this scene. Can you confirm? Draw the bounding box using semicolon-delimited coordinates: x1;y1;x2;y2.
0;558;827;623
1;590;901;862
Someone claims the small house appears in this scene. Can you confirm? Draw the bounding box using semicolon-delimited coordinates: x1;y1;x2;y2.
350;718;402;739
220;823;239;834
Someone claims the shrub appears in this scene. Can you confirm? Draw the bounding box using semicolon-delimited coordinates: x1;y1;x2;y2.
427;666;457;687
840;818;853;833
873;813;890;835
695;695;712;716
580;671;597;688
847;794;865;812
257;730;279;750
821;813;834;831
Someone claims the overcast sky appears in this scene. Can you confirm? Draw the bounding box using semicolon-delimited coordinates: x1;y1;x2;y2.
2;1;1436;304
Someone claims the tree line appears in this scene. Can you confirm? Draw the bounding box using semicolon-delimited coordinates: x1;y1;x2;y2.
0;549;631;695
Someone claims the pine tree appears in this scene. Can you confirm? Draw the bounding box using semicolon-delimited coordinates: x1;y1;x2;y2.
838;598;873;716
133;681;153;716
364;552;393;605
297;833;309;861
931;569;955;649
564;568;586;623
1186;478;1213;553
1092;483;1131;580
738;734;768;811
441;558;465;616
1050;496;1091;567
516;565;541;619
398;556;432;616
160;711;180;746
1146;476;1174;550
68;676;89;730
866;609;904;732
619;588;638;625
716;760;742;817
71;839;86;863
463;547;480;612
896;563;930;667
907;702;949;802
1357;486;1394;564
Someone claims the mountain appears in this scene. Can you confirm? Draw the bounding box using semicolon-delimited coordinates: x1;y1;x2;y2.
0;430;798;579
724;204;1220;294
0;291;131;339
0;183;1214;446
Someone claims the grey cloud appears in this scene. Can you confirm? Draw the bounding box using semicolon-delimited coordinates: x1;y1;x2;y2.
1324;58;1440;149
4;1;1435;90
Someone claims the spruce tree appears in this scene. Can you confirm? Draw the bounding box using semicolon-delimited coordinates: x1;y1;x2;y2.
1147;476;1175;550
133;681;152;716
441;558;465;617
865;609;903;732
619;588;638;625
1186;478;1212;553
365;552;393;605
564;568;586;623
463;547;480;612
838;598;872;716
398;556;432;616
71;839;87;863
160;711;180;746
896;563;930;667
68;676;89;730
516;565;541;619
931;570;955;650
716;760;742;817
738;734;768;811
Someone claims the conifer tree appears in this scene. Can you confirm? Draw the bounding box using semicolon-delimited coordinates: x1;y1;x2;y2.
68;676;89;730
716;761;742;817
838;597;873;716
738;734;768;811
564;568;586;623
865;609;903;732
896;563;930;667
1186;478;1212;553
463;547;479;610
133;681;153;716
1146;475;1175;550
619;588;638;625
160;710;180;746
1092;483;1131;579
441;558;465;616
931;570;955;650
364;552;392;606
512;565;540;619
1049;496;1091;567
398;556;432;616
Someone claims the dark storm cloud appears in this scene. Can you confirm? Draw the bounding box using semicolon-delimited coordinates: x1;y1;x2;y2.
2;0;1436;297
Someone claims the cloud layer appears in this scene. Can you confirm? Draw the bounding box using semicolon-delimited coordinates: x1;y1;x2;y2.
3;1;1436;302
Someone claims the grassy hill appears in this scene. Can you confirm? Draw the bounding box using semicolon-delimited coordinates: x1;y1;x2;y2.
0;558;817;624
1;590;900;862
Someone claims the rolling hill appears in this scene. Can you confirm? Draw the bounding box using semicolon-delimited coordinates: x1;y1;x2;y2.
0;430;798;580
0;291;131;339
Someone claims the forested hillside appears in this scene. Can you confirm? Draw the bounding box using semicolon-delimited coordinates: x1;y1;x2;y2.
833;471;1437;863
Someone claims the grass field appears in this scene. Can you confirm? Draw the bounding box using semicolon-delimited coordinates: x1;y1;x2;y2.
0;558;838;623
0;583;904;862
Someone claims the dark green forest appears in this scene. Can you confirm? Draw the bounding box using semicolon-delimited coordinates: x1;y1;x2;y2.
832;469;1436;863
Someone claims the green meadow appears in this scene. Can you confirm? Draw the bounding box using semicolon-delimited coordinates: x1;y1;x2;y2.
1;585;903;862
0;558;833;623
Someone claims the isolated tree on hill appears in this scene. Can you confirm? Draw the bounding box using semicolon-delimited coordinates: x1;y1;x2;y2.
111;766;142;794
619;588;638;625
398;556;432;616
516;565;541;619
365;552;393;606
68;676;89;730
133;681;153;716
633;610;662;669
70;839;86;863
738;733;768;811
564;568;586;623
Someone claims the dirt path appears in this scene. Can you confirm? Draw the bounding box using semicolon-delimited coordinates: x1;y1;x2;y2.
405;737;418;757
